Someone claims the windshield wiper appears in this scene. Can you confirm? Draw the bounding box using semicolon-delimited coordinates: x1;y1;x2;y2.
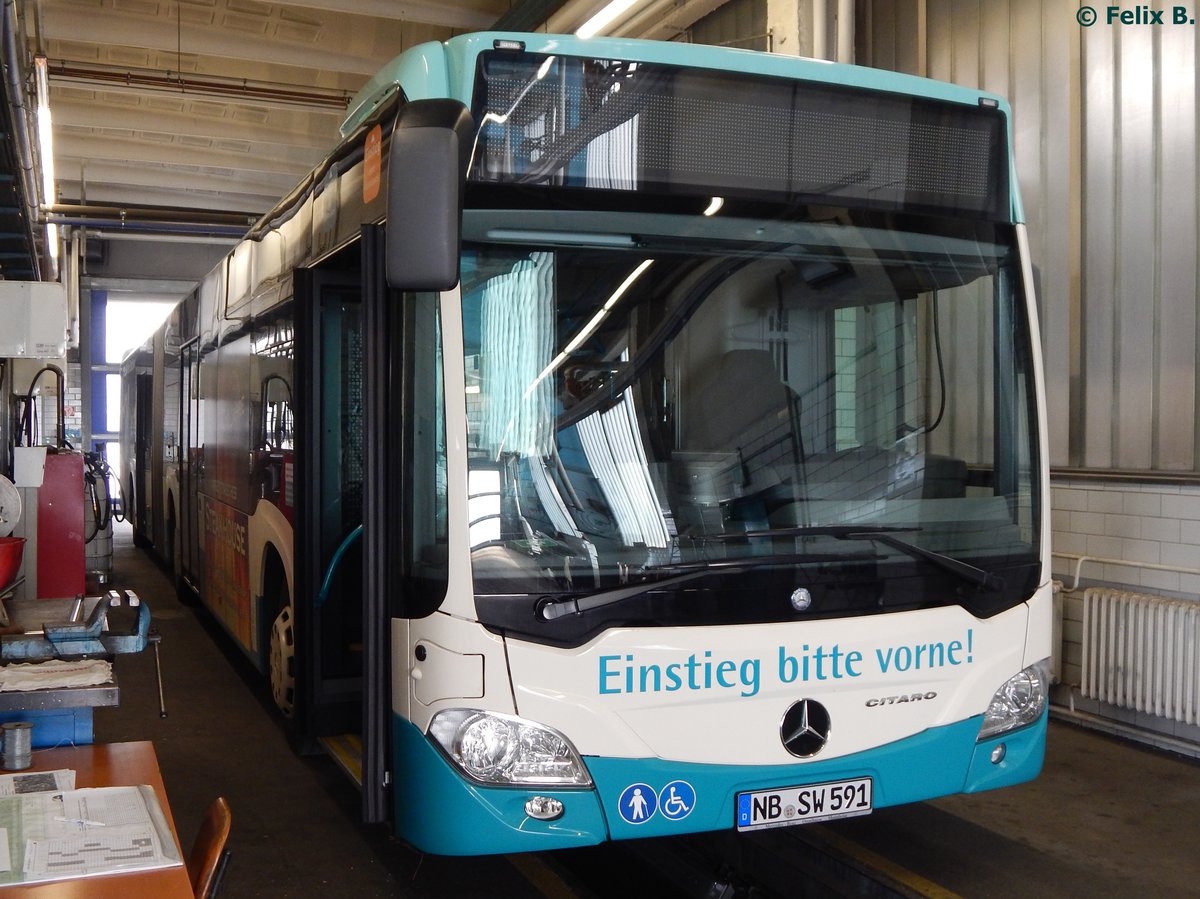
845;531;1005;591
737;525;1004;591
538;551;872;621
715;525;915;540
539;568;725;621
537;527;1003;622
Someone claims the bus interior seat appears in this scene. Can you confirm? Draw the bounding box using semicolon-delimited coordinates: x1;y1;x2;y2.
685;349;791;457
766;452;971;527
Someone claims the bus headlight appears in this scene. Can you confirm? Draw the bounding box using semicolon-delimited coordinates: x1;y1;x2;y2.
428;709;592;787
977;660;1050;741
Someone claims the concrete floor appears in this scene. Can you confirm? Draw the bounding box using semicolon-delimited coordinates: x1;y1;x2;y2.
933;721;1200;896
97;524;543;898
94;522;1200;897
826;718;1200;897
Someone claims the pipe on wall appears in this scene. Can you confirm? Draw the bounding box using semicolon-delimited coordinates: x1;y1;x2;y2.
1053;551;1200;593
812;0;827;59
1;0;42;280
47;216;247;238
836;0;853;63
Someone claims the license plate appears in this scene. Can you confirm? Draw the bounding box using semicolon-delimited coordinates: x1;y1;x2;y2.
736;776;873;831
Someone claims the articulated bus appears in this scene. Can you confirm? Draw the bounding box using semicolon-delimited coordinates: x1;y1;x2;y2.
121;32;1051;855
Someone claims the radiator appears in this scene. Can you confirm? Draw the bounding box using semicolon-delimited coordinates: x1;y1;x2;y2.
1081;588;1200;725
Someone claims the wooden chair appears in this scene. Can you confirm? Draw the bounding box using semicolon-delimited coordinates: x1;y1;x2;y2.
189;796;232;898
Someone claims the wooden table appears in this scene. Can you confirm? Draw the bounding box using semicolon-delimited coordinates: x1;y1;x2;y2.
2;741;192;898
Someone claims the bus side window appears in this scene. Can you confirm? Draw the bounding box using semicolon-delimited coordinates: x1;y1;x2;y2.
398;292;449;617
262;375;293;451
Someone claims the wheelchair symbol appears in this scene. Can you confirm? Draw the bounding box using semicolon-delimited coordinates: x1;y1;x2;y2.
658;780;695;821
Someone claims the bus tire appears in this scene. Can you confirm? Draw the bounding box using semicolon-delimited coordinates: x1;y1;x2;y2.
269;603;296;718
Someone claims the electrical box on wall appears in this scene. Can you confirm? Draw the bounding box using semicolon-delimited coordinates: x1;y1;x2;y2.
0;282;68;358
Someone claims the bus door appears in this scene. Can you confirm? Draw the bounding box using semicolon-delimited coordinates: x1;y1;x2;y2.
357;221;451;824
293;226;413;825
293;262;367;778
131;369;154;541
359;224;395;824
178;339;202;591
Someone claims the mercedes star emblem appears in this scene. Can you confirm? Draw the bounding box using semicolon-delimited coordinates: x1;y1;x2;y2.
790;587;813;611
780;699;831;758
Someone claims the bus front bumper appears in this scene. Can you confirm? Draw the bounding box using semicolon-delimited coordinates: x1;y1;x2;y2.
391;711;1047;856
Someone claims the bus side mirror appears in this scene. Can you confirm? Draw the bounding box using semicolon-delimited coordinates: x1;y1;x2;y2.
386;99;475;291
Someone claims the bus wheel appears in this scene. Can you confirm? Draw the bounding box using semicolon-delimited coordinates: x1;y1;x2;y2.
269;605;296;718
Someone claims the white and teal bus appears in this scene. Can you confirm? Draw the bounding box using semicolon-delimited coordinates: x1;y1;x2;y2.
122;32;1051;855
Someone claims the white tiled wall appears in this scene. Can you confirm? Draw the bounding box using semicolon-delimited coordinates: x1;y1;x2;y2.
23;363;83;448
1051;477;1200;749
64;362;83;444
1051;478;1200;596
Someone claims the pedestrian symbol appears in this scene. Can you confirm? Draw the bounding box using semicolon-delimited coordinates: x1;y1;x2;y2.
617;783;657;824
658;781;695;821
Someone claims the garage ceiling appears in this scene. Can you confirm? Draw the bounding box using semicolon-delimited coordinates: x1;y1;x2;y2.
1;0;739;280
39;0;510;217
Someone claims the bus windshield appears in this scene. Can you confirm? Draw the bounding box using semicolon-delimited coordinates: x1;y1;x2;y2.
460;207;1040;644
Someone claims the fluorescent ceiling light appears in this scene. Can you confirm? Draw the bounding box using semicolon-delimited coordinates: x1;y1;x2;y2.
34;55;54;207
576;0;638;38
34;55;58;260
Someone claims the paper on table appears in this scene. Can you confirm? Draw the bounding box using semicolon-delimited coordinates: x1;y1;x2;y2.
0;768;74;796
0;785;182;886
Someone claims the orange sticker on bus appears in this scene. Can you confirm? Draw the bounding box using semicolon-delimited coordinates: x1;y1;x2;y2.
363;124;382;204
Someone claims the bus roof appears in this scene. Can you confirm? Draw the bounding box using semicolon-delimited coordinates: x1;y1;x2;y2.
339;33;1022;224
341;32;1012;138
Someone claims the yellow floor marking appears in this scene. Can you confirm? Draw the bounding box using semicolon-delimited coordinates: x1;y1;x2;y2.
812;825;965;899
505;852;582;899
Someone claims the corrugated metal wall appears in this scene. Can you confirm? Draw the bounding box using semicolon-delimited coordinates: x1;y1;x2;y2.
689;0;770;49
858;0;1200;474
